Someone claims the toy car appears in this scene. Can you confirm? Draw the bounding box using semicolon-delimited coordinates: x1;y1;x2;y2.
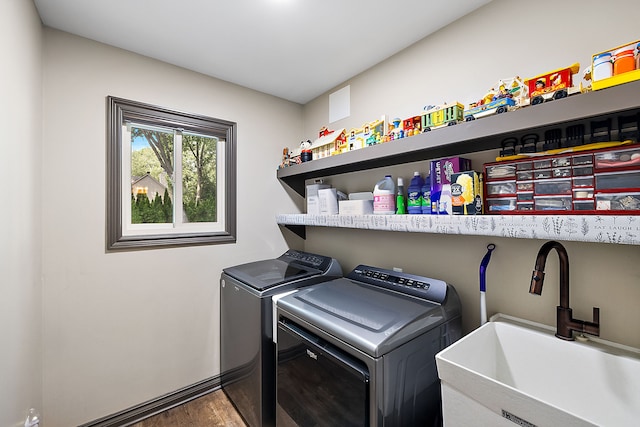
524;63;581;105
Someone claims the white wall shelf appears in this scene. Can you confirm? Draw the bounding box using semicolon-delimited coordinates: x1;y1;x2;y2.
277;214;640;245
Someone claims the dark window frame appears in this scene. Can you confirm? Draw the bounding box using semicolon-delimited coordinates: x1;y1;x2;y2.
106;96;236;251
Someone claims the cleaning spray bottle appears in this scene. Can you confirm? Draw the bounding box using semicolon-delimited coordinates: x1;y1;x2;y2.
407;171;424;214
421;174;431;214
396;177;407;214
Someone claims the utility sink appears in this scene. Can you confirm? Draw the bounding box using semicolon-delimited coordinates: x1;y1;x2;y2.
436;314;640;426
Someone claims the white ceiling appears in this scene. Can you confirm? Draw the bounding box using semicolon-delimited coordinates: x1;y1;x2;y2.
34;0;492;104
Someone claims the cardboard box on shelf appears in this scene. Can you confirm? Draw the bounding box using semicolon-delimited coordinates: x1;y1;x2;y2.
430;157;472;214
451;171;483;215
306;182;330;214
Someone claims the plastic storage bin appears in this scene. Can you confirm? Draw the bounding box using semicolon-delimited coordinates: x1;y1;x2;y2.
486;180;516;196
486;164;516;179
594;147;640;169
595;171;640;190
573;165;594;176
573;176;594;187
596;192;640;210
517;181;534;192
534;195;573;211
573;200;596;211
486;198;516;212
535;178;572;195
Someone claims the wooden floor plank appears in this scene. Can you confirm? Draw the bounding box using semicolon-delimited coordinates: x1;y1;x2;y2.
131;389;246;427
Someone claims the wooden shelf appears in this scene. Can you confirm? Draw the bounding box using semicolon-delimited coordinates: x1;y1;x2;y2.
277;214;640;245
277;80;640;196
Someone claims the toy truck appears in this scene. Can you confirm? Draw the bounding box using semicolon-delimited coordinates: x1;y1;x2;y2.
464;77;528;121
524;63;582;105
421;102;465;131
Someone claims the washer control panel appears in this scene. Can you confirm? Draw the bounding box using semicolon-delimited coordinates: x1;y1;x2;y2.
347;265;448;303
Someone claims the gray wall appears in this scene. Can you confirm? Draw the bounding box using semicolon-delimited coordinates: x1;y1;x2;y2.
301;0;640;347
41;30;302;426
0;1;43;426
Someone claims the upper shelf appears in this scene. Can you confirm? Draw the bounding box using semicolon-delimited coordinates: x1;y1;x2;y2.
277;80;640;196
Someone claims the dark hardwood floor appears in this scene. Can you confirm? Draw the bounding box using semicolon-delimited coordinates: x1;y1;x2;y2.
130;389;246;427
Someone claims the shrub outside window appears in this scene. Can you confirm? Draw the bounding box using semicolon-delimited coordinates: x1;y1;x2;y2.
106;96;236;250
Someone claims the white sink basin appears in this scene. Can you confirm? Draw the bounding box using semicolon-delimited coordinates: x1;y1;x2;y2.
436;314;640;427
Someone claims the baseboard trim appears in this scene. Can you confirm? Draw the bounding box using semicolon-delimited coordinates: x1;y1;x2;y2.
78;375;221;427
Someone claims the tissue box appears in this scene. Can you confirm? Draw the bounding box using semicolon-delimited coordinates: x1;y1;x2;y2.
430;157;472;214
451;171;483;215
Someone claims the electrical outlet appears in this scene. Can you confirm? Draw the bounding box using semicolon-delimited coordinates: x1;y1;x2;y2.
24;408;40;427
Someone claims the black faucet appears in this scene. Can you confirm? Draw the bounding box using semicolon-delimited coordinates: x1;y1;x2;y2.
529;240;600;341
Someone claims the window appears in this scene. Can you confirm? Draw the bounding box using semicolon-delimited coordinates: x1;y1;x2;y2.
106;96;236;250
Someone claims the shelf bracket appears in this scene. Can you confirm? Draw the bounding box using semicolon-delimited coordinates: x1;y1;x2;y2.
283;224;306;239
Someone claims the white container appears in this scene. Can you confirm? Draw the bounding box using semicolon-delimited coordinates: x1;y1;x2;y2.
348;191;374;200
592;52;613;81
339;199;374;215
373;175;395;214
306;182;330;214
318;188;339;215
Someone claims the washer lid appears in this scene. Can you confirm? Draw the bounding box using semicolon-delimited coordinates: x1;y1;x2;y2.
223;259;321;291
277;278;449;358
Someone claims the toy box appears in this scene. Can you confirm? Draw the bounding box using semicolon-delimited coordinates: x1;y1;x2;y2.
310;128;346;159
451;171;483;215
590;40;640;91
363;118;386;146
430;157;472;214
347;127;366;151
402;115;422;137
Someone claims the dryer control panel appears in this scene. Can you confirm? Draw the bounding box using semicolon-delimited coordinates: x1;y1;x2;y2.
347;265;448;304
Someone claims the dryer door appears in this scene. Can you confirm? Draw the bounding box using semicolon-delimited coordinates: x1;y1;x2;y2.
276;318;369;427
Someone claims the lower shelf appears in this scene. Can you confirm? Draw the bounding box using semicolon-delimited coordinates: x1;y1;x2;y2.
276;213;640;245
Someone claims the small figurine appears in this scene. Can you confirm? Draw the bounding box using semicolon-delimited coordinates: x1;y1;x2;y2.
279;147;291;169
300;140;312;162
392;118;404;139
319;126;332;138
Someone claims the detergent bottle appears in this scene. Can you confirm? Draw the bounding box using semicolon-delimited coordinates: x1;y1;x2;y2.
407;171;424;214
373;175;395;215
421;174;432;214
